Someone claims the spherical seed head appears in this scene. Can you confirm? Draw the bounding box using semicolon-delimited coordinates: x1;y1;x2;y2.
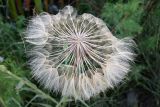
25;6;135;100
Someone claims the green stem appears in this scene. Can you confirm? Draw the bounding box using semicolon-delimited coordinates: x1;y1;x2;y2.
0;97;7;107
34;0;43;13
7;0;18;20
16;0;24;15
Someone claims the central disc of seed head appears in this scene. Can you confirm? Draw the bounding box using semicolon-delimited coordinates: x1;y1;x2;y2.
68;33;87;54
74;35;84;45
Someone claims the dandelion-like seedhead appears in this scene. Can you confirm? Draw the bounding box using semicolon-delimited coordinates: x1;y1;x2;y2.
25;6;135;100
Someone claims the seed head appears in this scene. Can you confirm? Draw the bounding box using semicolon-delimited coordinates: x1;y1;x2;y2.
25;6;135;100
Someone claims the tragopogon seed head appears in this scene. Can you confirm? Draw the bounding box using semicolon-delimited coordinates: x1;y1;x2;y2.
25;5;135;100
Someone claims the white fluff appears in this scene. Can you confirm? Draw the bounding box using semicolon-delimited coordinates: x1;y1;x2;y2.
25;6;135;100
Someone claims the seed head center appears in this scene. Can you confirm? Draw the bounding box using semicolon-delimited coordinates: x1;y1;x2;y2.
75;36;84;45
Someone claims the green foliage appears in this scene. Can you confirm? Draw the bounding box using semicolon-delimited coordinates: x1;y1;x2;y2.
101;0;143;37
0;16;26;107
139;36;158;51
0;16;25;58
0;60;25;107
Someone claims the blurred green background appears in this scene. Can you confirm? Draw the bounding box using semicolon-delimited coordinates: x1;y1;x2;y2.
0;0;159;107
